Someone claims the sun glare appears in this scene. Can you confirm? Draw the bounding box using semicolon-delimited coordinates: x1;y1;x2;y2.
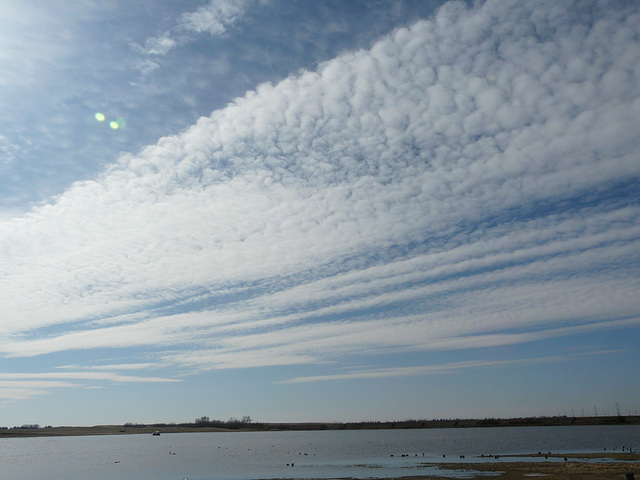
95;112;125;130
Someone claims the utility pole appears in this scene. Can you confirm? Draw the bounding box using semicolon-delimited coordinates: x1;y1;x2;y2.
594;405;598;417
616;403;620;416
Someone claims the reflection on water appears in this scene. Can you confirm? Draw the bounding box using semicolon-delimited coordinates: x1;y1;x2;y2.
0;425;637;480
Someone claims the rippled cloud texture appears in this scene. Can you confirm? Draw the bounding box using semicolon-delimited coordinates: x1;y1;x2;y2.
1;0;640;422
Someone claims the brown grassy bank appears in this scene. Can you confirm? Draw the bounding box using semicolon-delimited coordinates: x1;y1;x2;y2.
0;424;243;437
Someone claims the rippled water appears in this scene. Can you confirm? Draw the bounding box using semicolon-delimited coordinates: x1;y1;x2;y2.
1;425;638;480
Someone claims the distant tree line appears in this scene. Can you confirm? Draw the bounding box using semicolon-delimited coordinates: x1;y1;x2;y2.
121;414;637;432
0;424;53;430
3;413;636;434
124;415;258;430
189;416;255;428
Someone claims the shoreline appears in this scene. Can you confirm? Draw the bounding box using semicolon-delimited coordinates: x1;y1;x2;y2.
383;452;640;480
399;459;640;480
2;415;639;438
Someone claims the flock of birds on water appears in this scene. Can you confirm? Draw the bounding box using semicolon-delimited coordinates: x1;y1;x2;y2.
108;439;637;480
156;442;636;468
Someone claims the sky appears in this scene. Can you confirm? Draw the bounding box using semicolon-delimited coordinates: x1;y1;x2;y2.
1;0;639;427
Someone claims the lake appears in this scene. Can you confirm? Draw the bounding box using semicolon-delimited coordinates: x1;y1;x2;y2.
1;425;638;480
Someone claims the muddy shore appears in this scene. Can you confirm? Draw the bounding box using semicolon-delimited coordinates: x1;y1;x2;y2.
407;458;640;480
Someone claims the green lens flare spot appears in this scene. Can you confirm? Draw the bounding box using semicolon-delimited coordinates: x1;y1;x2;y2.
109;121;119;129
95;112;105;122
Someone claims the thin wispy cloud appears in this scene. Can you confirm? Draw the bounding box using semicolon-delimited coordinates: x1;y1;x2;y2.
0;372;179;383
0;381;77;402
179;0;255;36
279;349;623;384
0;371;179;402
132;0;257;58
57;363;159;371
0;0;639;422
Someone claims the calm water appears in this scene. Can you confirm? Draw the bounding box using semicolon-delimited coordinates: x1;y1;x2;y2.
0;425;638;480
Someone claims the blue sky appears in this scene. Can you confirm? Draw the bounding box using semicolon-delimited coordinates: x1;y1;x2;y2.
1;0;639;427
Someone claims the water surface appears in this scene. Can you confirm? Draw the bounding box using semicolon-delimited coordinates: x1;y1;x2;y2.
1;425;638;480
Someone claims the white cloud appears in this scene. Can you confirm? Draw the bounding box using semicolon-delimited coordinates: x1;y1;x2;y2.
1;0;639;379
133;0;255;57
137;37;177;56
179;0;253;36
0;135;20;166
